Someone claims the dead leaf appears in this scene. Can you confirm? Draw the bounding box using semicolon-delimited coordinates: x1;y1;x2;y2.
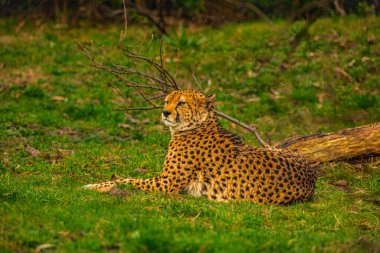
318;92;330;103
367;34;376;44
2;152;10;166
108;187;133;198
334;180;349;187
58;149;75;155
15;19;26;33
269;90;281;100
35;243;55;253
270;88;280;96
361;56;371;63
330;51;339;59
46;153;62;161
27;124;39;129
335;67;356;84
59;231;74;240
51;96;66;102
118;123;132;129
3;157;10;166
55;127;83;138
247;70;258;78
347;59;356;68
317;92;329;109
11;68;47;86
25;145;41;157
125;113;140;124
281;62;291;69
307;51;320;58
355;189;366;195
339;39;356;48
13;77;26;85
246;96;261;102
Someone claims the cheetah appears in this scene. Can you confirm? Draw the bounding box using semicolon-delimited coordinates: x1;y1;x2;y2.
83;90;317;205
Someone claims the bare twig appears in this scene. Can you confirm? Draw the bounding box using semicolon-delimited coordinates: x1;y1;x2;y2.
335;67;358;85
174;48;180;79
123;0;167;35
113;106;163;111
159;39;167;91
333;0;346;15
288;0;330;21
119;46;178;89
192;72;204;92
121;0;128;40
108;82;131;104
146;93;167;101
79;34;269;147
265;133;273;146
215;110;269;147
125;83;167;92
111;65;169;86
225;0;271;23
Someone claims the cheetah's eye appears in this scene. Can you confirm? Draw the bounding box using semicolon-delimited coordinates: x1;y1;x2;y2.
177;101;187;107
164;101;169;105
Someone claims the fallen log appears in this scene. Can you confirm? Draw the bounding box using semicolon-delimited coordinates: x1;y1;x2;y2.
275;122;380;166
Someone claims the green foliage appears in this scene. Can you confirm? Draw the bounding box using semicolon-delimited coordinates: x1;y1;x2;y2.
350;94;378;110
164;25;201;49
0;16;379;252
64;103;99;120
23;85;46;98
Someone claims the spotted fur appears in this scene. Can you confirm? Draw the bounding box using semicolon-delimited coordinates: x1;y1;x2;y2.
83;90;317;204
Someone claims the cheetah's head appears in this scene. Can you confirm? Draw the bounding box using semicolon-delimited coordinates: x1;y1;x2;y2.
162;90;216;132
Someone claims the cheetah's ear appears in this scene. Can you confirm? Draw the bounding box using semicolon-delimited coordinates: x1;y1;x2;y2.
206;94;216;110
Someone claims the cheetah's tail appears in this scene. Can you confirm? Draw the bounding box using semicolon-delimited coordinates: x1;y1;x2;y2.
82;178;132;193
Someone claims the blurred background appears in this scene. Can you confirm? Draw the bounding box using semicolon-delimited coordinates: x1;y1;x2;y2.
1;0;379;31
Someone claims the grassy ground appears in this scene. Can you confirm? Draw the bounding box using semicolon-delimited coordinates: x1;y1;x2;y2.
1;16;379;252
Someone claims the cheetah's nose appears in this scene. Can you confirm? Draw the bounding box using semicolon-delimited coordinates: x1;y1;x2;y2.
162;110;171;117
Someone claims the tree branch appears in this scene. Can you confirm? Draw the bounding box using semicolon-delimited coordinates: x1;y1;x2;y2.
113;106;163;111
215;110;269;147
79;38;268;147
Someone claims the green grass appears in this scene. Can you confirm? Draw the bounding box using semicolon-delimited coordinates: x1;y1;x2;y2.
1;16;379;252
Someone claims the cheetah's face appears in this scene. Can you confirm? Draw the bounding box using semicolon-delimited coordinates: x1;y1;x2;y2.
162;90;215;131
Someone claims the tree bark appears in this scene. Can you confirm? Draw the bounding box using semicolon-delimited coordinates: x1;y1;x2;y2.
275;122;380;166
